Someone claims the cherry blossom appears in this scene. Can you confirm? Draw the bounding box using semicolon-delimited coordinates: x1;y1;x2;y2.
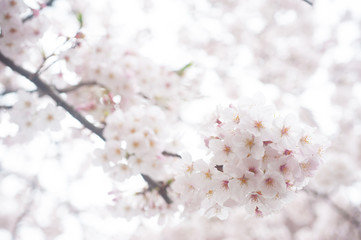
97;105;180;186
172;97;329;218
0;0;360;239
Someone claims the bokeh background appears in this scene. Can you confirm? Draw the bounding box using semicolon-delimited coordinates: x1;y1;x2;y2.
1;0;361;239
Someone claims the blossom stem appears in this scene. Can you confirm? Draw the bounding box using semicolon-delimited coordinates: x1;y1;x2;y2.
57;81;108;93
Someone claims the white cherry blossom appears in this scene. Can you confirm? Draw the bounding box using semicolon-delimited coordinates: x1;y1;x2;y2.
176;97;328;218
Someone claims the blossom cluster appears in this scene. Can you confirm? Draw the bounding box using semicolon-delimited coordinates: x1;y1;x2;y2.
0;0;48;60
95;105;178;181
172;97;328;218
93;104;182;219
62;38;197;122
0;0;27;57
109;187;175;222
8;91;65;141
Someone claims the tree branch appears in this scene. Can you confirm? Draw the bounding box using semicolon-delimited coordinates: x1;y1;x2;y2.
57;81;108;93
0;51;176;205
140;174;172;204
0;51;105;140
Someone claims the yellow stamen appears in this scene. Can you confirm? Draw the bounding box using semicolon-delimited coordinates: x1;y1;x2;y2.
254;121;263;130
223;145;231;155
281;127;289;136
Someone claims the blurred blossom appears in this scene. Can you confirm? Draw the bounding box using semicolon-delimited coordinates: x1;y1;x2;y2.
0;0;361;239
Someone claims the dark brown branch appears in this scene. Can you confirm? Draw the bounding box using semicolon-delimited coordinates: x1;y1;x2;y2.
140;174;173;204
22;0;57;22
140;174;172;204
0;51;176;205
140;174;159;190
0;51;105;140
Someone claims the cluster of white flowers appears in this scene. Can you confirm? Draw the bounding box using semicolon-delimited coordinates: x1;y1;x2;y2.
172;96;328;218
109;188;176;222
9;91;66;141
95;105;178;181
0;0;48;60
0;0;27;57
64;86;116;124
94;104;182;220
62;39;197;121
118;52;196;113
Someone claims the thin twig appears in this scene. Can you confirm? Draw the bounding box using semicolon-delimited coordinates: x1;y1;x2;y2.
34;54;56;76
37;58;60;75
301;0;313;6
161;151;182;158
35;36;73;76
1;89;37;96
57;81;108;93
22;0;57;22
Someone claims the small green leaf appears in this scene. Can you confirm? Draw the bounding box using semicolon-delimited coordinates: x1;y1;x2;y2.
40;48;46;59
166;178;175;185
176;62;192;76
76;12;83;28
